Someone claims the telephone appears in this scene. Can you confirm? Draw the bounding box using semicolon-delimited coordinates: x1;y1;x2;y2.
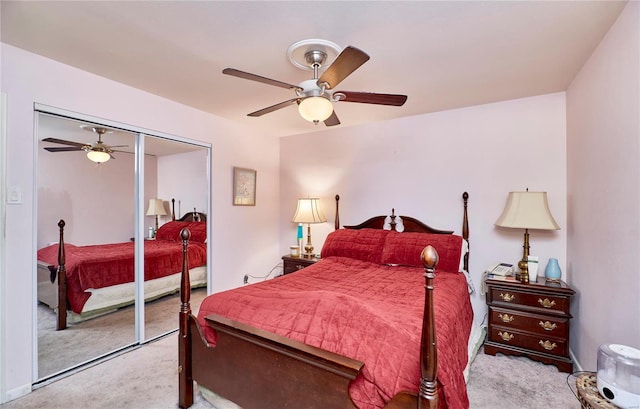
485;262;514;276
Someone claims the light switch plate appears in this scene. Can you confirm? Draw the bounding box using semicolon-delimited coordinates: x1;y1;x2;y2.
8;186;21;204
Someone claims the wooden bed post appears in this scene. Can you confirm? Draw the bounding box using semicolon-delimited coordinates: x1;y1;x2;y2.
172;198;176;221
56;219;67;331
419;245;439;409
462;192;469;272
178;227;193;409
382;245;441;409
334;194;340;230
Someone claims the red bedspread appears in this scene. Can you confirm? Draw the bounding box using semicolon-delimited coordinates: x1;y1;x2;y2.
197;256;472;409
37;240;207;314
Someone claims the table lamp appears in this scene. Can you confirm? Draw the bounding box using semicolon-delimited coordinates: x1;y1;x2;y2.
291;197;326;259
495;190;560;283
146;198;167;234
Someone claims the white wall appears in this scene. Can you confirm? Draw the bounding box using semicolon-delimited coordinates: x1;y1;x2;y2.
566;1;640;370
280;93;567;328
0;43;280;401
157;149;208;223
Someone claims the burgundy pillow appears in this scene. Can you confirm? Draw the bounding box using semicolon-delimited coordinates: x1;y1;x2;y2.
320;228;390;264
187;221;207;243
380;231;463;272
155;221;191;241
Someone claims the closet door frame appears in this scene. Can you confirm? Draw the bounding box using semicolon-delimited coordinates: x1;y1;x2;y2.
32;103;212;381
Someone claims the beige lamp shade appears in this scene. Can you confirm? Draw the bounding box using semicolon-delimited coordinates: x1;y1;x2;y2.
146;199;167;217
146;198;167;234
291;198;327;224
495;191;559;284
495;191;559;230
291;197;326;259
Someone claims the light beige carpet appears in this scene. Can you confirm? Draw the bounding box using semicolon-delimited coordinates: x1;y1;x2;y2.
3;337;582;409
38;287;207;379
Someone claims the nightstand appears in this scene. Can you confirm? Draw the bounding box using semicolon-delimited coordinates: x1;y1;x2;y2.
282;255;318;275
484;276;575;373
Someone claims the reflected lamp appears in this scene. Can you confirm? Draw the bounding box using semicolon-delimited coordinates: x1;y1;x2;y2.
495;190;560;283
146;198;167;234
86;149;110;163
291;198;327;258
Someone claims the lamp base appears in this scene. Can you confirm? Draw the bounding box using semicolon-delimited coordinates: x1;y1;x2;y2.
517;259;529;284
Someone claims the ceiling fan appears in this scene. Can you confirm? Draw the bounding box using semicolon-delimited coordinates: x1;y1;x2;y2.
223;39;408;127
42;126;126;163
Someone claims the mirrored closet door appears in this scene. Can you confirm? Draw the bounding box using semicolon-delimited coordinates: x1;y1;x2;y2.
142;135;209;341
36;113;138;379
34;109;211;381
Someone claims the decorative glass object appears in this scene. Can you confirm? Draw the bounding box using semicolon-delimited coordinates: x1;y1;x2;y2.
544;258;561;283
527;256;539;283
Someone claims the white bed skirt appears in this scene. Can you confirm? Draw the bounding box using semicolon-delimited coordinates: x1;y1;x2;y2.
37;263;207;321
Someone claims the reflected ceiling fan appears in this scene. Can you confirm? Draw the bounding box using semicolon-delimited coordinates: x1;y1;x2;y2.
42;126;127;163
223;39;408;127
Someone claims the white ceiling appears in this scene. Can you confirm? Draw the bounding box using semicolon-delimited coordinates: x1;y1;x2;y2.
1;1;627;138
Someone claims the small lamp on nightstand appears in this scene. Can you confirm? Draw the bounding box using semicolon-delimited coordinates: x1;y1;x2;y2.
146;198;167;235
291;197;327;259
495;190;560;284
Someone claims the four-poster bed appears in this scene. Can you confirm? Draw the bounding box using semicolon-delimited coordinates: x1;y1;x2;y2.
178;192;473;409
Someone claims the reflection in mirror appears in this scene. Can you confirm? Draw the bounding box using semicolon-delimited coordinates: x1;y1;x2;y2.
35;112;212;381
142;135;209;341
36;113;137;379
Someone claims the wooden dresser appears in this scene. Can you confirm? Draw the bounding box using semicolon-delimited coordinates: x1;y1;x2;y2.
484;276;575;373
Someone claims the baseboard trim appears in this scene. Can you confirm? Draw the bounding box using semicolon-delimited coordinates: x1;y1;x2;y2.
570;348;583;372
4;383;31;403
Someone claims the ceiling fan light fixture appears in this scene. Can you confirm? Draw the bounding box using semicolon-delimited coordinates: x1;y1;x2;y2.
87;150;110;163
298;96;333;123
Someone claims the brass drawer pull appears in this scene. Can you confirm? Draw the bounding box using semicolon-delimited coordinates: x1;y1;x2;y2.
295;264;305;270
500;293;515;302
539;340;557;351
538;298;556;308
498;331;514;341
538;321;557;331
498;313;514;323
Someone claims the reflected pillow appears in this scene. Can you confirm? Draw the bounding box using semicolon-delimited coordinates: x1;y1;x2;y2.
155;221;191;241
187;222;207;243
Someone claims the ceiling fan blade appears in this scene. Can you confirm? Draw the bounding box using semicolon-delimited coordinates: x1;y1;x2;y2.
334;91;407;106
248;98;300;117
44;147;84;152
223;68;302;91
317;46;370;90
324;110;340;127
42;137;88;148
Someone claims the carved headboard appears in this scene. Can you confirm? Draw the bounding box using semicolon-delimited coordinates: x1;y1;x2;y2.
171;198;206;222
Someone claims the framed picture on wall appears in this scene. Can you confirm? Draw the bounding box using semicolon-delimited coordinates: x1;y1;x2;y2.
233;167;256;206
